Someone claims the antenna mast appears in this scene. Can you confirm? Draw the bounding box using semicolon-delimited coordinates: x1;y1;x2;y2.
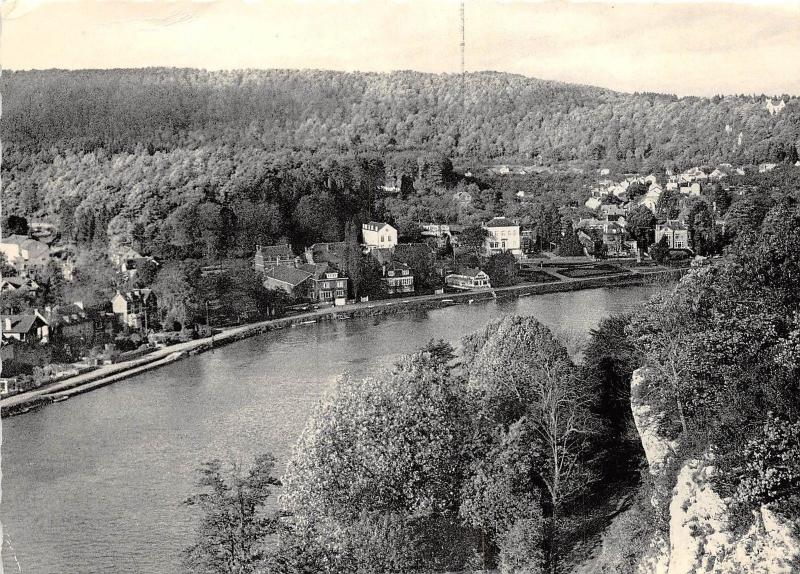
460;0;465;93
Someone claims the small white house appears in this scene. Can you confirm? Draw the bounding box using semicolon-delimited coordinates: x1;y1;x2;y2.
585;197;602;210
362;222;398;248
446;268;491;290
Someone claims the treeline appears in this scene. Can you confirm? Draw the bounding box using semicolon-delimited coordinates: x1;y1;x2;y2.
3;68;800;167
0;142;589;264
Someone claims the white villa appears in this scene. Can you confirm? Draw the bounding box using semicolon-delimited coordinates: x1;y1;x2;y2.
362;222;398;248
482;217;521;256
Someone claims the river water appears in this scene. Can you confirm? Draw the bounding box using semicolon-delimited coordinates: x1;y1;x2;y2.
1;285;663;574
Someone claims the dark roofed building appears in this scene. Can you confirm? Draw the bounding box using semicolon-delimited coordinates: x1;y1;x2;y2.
298;262;349;305
304;242;349;265
369;247;394;266
263;266;313;298
381;261;414;295
1;311;50;343
483;217;517;228
254;244;296;272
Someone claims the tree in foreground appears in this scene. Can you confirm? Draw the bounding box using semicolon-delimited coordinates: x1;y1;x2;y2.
461;316;599;573
279;343;474;572
183;454;281;574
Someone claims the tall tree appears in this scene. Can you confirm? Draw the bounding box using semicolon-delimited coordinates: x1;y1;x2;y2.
184;454;281;574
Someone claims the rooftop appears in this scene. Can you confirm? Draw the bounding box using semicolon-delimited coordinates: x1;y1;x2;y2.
1;313;48;334
264;266;313;287
484;217;518;228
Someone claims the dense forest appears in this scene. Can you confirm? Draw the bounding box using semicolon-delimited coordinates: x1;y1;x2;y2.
3;69;800;164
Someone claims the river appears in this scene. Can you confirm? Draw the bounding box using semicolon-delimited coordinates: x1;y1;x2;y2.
1;285;664;574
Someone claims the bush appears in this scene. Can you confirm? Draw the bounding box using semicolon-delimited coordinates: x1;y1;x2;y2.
497;518;545;574
590;481;659;574
734;413;800;508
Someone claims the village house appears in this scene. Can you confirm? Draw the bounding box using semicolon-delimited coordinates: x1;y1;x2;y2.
254;244;297;272
483;217;521;256
381;261;415;295
298;263;349;306
362;222;398;249
601;221;626;255
262;266;313;299
420;223;452;238
681;167;709;182
639;187;662;214
584;197;602;210
600;204;627;219
655;220;690;250
759;163;778;173
0;276;40;294
0;311;50;344
520;225;539;254
679;182;702;196
708;168;728;181
45;302;115;354
111;289;158;331
0;235;50;276
576;219;627;256
47;303;93;344
445;268;491;290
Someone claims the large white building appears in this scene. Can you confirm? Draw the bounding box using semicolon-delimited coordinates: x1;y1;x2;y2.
362;222;398;248
655;220;690;250
483;217;521;256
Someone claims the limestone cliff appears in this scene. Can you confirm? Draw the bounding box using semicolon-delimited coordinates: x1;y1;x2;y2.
630;368;800;574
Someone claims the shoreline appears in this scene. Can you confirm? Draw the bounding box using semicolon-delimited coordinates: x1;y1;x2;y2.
0;267;682;418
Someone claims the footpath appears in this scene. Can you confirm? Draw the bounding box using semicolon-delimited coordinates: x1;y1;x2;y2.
0;266;682;417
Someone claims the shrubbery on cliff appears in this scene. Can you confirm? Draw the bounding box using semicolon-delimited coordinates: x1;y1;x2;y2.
627;197;800;520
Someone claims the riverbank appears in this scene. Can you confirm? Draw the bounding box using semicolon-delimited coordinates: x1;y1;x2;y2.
0;267;682;417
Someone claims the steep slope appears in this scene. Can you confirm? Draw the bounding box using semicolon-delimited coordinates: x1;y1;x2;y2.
629;368;800;574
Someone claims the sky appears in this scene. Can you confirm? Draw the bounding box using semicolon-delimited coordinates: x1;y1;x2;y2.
3;0;800;96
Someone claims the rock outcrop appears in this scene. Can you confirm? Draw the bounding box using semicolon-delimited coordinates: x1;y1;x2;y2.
630;368;800;574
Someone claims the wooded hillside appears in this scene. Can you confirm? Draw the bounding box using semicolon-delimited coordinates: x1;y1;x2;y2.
3;68;799;165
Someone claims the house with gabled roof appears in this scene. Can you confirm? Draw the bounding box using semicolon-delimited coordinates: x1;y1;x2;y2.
298;263;349;305
381;261;414;295
254;244;297;272
0;235;50;276
46;302;98;349
304;242;350;265
1;311;49;344
362;222;398;248
655;220;690;250
0;276;40;294
262;266;313;299
111;289;157;330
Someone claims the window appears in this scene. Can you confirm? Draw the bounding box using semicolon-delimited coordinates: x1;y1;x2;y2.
322;281;330;289
388;271;395;277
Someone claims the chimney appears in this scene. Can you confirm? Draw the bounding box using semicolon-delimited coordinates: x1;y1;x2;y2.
4;318;11;332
